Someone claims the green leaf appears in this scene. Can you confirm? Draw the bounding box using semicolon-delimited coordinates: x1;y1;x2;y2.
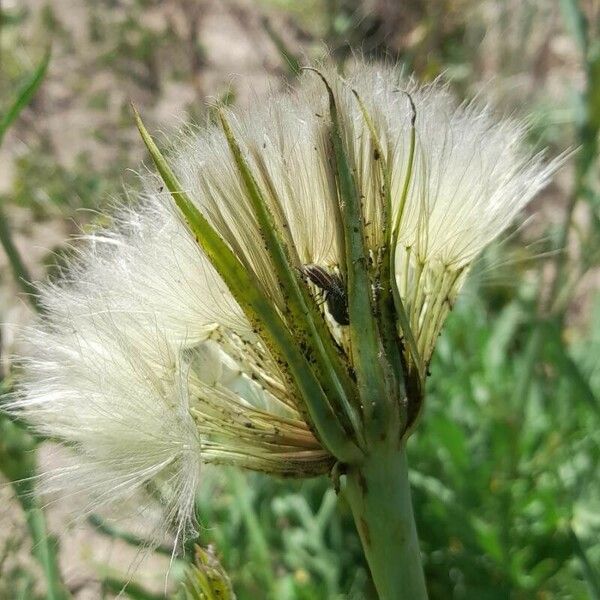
427;414;469;473
471;517;504;564
543;321;599;416
484;302;522;372
570;527;600;600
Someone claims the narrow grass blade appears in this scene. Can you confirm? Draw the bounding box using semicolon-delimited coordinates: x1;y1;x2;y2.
87;514;173;556
0;208;40;311
261;17;301;77
0;47;51;147
2;418;70;600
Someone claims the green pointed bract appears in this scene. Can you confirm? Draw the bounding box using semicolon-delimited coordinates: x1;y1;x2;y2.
218;111;365;448
307;69;396;437
133;105;361;463
388;93;425;382
350;90;405;421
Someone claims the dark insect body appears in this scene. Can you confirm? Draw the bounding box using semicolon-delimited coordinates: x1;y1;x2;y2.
301;264;349;325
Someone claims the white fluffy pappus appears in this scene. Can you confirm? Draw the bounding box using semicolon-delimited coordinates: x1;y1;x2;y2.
8;62;561;539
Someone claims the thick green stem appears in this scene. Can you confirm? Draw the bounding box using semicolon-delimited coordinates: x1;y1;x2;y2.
344;444;428;600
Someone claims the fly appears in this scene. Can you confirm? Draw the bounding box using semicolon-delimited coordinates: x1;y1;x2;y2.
301;264;349;326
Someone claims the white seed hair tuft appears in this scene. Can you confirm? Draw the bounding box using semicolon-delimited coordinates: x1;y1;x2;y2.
8;62;560;539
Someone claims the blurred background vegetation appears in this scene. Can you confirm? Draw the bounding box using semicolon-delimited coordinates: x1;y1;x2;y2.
0;0;599;598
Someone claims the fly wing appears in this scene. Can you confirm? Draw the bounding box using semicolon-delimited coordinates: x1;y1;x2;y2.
301;264;349;325
302;264;337;291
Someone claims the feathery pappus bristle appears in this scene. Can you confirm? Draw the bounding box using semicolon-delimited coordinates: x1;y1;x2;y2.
7;61;561;541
